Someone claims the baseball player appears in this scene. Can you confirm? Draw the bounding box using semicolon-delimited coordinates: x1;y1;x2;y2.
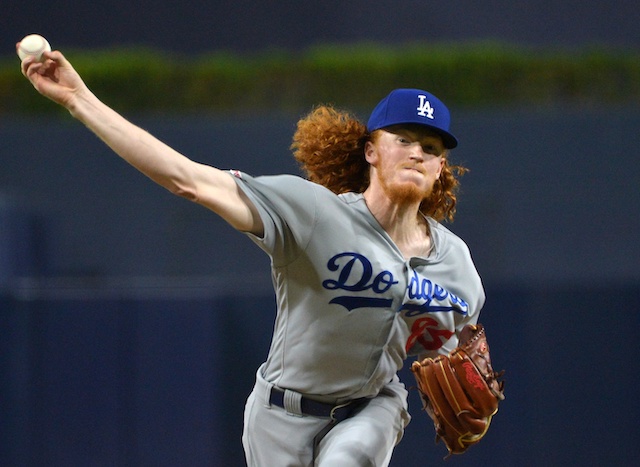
20;46;484;466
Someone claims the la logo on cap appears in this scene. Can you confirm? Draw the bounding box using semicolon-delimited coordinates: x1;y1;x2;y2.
367;88;459;149
417;95;435;119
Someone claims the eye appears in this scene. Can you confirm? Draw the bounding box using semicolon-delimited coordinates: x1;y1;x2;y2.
422;144;443;156
396;136;411;144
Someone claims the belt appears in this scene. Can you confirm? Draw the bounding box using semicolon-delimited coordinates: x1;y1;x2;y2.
269;387;365;422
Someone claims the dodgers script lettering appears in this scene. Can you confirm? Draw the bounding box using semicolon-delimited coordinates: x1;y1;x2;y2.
322;252;397;293
322;252;397;311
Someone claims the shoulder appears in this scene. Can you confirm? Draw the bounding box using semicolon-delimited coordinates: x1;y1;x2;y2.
231;171;309;188
232;172;314;201
232;171;322;191
233;171;356;206
429;219;470;250
337;192;365;205
428;219;477;265
231;171;351;229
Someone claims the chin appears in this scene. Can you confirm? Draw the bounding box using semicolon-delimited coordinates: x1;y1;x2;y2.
385;182;429;205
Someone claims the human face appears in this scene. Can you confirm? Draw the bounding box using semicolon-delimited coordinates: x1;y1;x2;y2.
365;125;446;205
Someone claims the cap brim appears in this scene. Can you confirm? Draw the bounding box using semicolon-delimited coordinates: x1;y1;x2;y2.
433;128;458;149
372;121;458;149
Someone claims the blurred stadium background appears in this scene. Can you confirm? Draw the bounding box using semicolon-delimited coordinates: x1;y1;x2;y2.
1;2;639;466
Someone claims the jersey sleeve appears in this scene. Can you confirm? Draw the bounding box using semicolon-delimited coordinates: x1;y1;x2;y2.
230;171;319;266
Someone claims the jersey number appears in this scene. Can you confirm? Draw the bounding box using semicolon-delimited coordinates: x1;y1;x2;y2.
405;317;454;353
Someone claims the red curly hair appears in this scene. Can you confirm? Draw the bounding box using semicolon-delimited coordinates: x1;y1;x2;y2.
291;105;467;222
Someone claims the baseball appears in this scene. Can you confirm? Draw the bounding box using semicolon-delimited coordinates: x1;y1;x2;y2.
17;34;51;62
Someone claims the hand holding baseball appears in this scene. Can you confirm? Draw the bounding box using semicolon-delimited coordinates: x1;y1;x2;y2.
17;35;89;110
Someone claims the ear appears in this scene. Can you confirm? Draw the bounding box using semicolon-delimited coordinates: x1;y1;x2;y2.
435;157;446;179
364;140;377;165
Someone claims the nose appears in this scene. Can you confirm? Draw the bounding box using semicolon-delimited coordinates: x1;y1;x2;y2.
409;143;425;161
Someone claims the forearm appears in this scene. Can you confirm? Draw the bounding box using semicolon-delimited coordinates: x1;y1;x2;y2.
68;89;196;197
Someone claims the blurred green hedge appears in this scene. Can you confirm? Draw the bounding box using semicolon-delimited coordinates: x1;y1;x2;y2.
2;42;639;116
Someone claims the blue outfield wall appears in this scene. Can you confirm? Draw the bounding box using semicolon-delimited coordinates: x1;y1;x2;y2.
1;283;639;466
2;109;639;285
1;109;640;465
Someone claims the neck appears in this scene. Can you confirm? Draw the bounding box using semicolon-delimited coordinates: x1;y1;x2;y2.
363;189;419;231
363;187;431;258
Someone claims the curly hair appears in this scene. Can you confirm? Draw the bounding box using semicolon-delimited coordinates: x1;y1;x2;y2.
291;105;467;222
291;105;370;194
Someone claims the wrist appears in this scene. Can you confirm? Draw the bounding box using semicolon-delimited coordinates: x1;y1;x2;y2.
67;88;99;120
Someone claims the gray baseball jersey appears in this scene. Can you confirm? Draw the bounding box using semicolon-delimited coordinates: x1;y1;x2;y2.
233;172;484;402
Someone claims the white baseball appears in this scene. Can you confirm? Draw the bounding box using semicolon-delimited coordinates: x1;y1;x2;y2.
18;34;52;62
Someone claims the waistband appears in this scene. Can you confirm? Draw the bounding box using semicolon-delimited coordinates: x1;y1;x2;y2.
254;366;367;419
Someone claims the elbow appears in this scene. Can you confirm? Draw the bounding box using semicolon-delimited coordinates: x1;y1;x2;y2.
169;184;199;202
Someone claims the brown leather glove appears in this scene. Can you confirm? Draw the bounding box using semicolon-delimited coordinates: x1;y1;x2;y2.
411;323;505;457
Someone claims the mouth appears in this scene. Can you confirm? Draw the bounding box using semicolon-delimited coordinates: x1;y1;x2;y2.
403;166;424;174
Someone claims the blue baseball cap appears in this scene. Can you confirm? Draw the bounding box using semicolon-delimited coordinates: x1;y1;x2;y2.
367;88;458;149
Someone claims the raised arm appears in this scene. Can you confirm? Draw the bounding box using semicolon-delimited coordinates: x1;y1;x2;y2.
19;46;263;236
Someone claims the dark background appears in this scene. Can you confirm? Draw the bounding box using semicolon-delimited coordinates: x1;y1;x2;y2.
1;0;639;56
2;1;639;466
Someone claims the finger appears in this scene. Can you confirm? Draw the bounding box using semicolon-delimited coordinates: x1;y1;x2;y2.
48;50;74;71
22;50;61;78
41;49;55;62
20;56;38;77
